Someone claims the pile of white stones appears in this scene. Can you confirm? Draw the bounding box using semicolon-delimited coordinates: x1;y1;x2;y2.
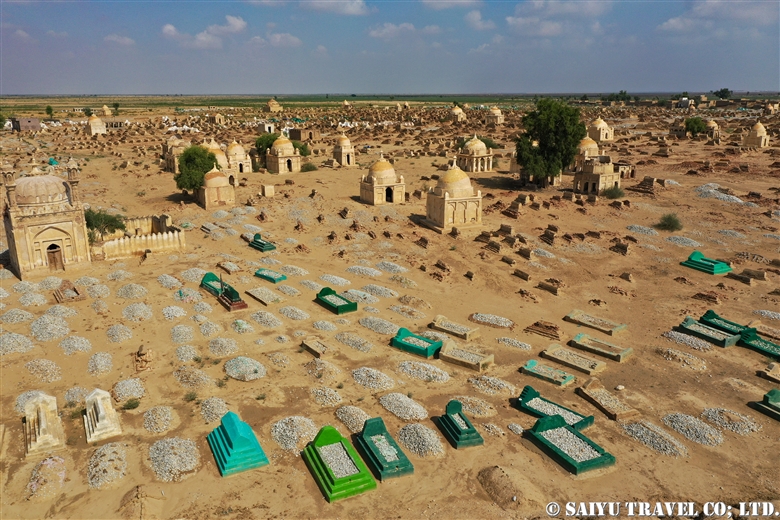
87;442;128;489
106;324;133;343
621;421;688;457
539;427;600;462
0;332;33;355
30;315;70;342
224;356;266;381
352;367;395;391
209;337;238;357
59;336;92;356
251;311;283;328
379;393;428;421
663;413;723;446
335;332;374;353
279;306;309;320
452;396;496;417
200;397;228;423
359;316;399;335
173;366;211;388
271;416;318;454
148;437;199;482
397;361;449;382
116;283;148;299
335;406;370;433
398;424;443;457
662;330;712;351
163;306;187;320
122;303;153;322
468;375;517;396
311;387;343;407
113;378;145;401
25;359;62;383
701;408;761;435
143;406;174;433
87;352;113;375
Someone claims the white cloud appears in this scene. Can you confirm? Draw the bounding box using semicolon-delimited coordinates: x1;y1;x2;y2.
468;42;490;54
162;15;246;49
46;30;68;38
658;0;778;32
246;0;287;5
268;32;303;47
207;15;247;35
465;10;495;30
421;25;442;34
313;44;329;57
13;29;35;42
304;0;369;15
104;34;135;46
525;0;612;17
505;16;562;36
421;0;480;10
369;22;416;39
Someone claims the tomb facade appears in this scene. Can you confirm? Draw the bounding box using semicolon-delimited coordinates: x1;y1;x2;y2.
2;160;92;278
83;389;122;443
87;115;107;136
265;136;301;174
264;99;283;113
456;135;493;173
450;106;466;122
422;164;482;233
484;106;504;125
197;166;236;210
572;156;621;194
333;134;355;167
743;121;769;148
360;156;405;205
587;117;614;142
23;393;65;457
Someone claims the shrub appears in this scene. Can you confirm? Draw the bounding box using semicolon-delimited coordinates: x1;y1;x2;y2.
301;162;317;172
601;185;625;199
655;213;683;231
184;391;197;402
122;398;140;410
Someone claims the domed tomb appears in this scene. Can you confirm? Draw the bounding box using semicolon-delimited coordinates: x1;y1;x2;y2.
422;163;482;234
456;135;494;173
360;155;405;205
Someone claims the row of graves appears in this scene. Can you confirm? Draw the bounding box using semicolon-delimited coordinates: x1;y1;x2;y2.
16;233;779;506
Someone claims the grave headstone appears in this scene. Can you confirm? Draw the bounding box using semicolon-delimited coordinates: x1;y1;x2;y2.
83;389;122;443
207;411;269;476
438;400;484;449
23;393;65;457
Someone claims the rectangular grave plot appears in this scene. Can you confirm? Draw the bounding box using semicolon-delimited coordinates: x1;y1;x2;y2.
302;426;376;502
438;341;493;371
569;334;633;362
698;310;747;335
246;287;285;306
254;268;288;284
738;330;780;360
355;418;414;481
429;315;480;340
747;320;780;341
528;416;615;475
521;359;575;387
678;317;740;347
541;344;607;375
576;379;640;421
302;337;330;358
438;400;484;449
249;233;277;252
564;310;626;336
391;328;442;358
316;288;358;315
517;385;593;430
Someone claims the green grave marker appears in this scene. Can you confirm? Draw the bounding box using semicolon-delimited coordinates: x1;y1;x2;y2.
207;411;269;477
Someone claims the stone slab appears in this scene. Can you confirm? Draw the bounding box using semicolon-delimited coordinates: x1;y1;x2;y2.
302;337;331;358
541;344;607;375
429;315;480;340
564;310;626;336
569;333;633;362
521;359;575;387
576;378;640;421
245;287;284;306
438;340;493;372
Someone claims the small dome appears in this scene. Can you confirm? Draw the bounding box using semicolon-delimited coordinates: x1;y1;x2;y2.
751;121;767;137
336;134;352;147
578;137;599;155
366;157;397;184
203;166;230;188
451;106;463;114
15;175;69;205
88;115;101;123
463;135;488;155
490;106;502;115
270;136;295;155
707;120;719;128
436;165;473;198
590;117;609;129
227;141;245;156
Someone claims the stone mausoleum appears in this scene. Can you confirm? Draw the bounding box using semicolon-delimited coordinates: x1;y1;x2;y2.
422;164;482;233
2;160;92;278
360;156;405;205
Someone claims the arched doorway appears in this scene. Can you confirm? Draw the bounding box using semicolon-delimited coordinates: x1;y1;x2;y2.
385;186;393;203
346;154;351;166
308;132;313;140
286;159;293;172
47;244;64;271
228;175;235;186
239;163;244;173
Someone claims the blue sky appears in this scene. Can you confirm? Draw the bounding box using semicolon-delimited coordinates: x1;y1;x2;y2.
2;0;778;94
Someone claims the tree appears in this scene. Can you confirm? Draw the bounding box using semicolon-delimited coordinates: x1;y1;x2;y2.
83;107;93;117
712;88;732;100
685;116;707;137
174;146;218;192
292;141;310;156
113;102;119;115
45;106;53;118
580;94;589;101
255;133;280;154
456;135;499;150
85;208;126;243
514;98;586;181
0;112;5;128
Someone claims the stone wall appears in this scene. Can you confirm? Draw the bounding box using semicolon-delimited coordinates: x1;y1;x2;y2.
95;230;186;260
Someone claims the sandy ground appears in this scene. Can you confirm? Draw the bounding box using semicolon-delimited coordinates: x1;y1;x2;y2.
1;105;779;520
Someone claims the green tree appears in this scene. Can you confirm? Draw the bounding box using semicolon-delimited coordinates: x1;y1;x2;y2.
514;98;586;181
83;107;93;117
85;208;126;243
712;88;732;100
45;106;54;118
580;94;589;101
255;133;280;154
113;102;119;115
0;112;6;128
292;141;310;156
655;213;683;231
175;146;218;191
685;117;707;137
455;135;499;150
